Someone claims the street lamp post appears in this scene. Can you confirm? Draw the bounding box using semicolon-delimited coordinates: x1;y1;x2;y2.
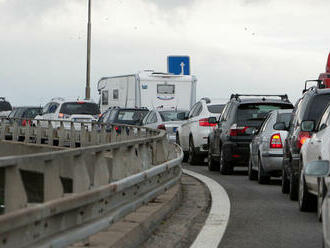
85;0;92;100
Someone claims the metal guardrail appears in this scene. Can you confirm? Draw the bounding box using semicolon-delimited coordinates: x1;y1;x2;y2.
0;119;183;248
0;117;158;147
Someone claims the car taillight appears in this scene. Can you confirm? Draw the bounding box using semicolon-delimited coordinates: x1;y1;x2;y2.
58;113;69;119
157;124;166;130
270;133;283;149
22;120;27;126
199;118;217;127
229;124;248;136
297;131;311;149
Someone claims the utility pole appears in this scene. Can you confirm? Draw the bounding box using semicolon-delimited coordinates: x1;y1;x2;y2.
85;0;92;100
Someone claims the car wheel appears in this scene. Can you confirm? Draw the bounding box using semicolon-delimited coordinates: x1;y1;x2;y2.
220;148;233;175
208;145;219;171
188;137;200;165
281;166;290;194
257;156;270;184
248;156;257;180
298;172;317;212
318;179;327;222
176;133;188;162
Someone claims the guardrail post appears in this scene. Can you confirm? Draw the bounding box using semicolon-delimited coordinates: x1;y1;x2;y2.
12;121;18;141
93;151;110;187
36;120;42;144
139;143;152;170
73;154;91;193
0;119;5;140
70;122;76;148
5;164;28;213
81;124;88;147
58;121;65;147
44;159;64;201
24;120;31;143
47;120;54;145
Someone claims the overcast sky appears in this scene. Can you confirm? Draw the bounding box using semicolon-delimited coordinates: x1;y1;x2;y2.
1;0;329;106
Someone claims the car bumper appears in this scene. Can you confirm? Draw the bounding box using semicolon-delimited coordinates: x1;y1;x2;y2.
261;151;283;173
222;141;250;165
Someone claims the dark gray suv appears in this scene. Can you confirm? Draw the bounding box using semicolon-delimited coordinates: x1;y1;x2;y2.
208;94;293;174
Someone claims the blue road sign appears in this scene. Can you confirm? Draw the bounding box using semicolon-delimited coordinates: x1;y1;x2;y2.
167;56;190;75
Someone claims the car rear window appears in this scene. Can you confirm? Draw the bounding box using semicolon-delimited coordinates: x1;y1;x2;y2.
306;94;330;122
117;110;148;121
0;101;12;112
60;102;100;115
23;108;42;118
277;112;292;127
237;103;293;122
159;111;188;121
207;104;225;114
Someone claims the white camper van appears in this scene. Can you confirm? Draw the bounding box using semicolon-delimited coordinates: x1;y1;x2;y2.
97;70;197;113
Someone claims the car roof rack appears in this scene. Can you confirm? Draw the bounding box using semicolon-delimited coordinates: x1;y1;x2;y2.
230;94;289;102
200;97;211;104
303;80;324;94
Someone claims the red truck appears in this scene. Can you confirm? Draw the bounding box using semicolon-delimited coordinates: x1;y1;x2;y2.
318;53;330;87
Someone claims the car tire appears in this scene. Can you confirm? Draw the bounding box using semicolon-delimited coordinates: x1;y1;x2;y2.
289;173;299;201
208;145;219;171
220;148;233;175
188;137;200;165
298;173;317;212
318;179;327;222
281;166;290;194
257;156;270;184
176;133;188;162
248;156;257;180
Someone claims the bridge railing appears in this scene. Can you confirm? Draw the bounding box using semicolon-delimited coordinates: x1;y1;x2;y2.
0;117;158;147
0;120;182;248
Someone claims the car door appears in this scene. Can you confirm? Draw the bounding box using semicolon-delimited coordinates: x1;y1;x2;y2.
251;114;271;168
180;103;198;149
305;107;330;192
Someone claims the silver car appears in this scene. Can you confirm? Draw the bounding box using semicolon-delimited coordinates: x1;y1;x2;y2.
142;109;188;143
249;109;293;184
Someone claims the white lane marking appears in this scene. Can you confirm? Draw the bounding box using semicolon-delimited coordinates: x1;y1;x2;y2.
183;169;231;248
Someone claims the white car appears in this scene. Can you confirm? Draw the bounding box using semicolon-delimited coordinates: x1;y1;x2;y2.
249;109;293;184
35;98;100;129
142;109;189;143
299;103;330;217
176;98;225;165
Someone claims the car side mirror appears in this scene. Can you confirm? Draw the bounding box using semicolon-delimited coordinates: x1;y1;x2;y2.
301;120;315;132
208;117;217;124
273;122;286;131
304;160;330;177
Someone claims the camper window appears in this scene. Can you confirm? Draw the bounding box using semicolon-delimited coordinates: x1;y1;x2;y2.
157;84;175;94
113;89;119;100
102;91;109;105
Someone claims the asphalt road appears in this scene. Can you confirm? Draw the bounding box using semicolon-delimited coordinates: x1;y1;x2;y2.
184;163;323;248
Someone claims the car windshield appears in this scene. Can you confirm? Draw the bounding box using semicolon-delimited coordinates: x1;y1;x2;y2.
159;111;188;121
306;94;330;123
59;102;100;115
277;112;292;127
207;104;225;114
0;101;12;112
236;103;293;127
117;110;148;121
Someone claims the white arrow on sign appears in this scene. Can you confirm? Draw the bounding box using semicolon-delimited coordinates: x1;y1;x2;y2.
180;62;185;75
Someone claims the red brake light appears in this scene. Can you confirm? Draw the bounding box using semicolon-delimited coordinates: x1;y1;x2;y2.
229;124;248;136
270;133;283;149
157;124;166;130
77;101;85;104
297;131;311;149
22;120;27;126
199;118;217;127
